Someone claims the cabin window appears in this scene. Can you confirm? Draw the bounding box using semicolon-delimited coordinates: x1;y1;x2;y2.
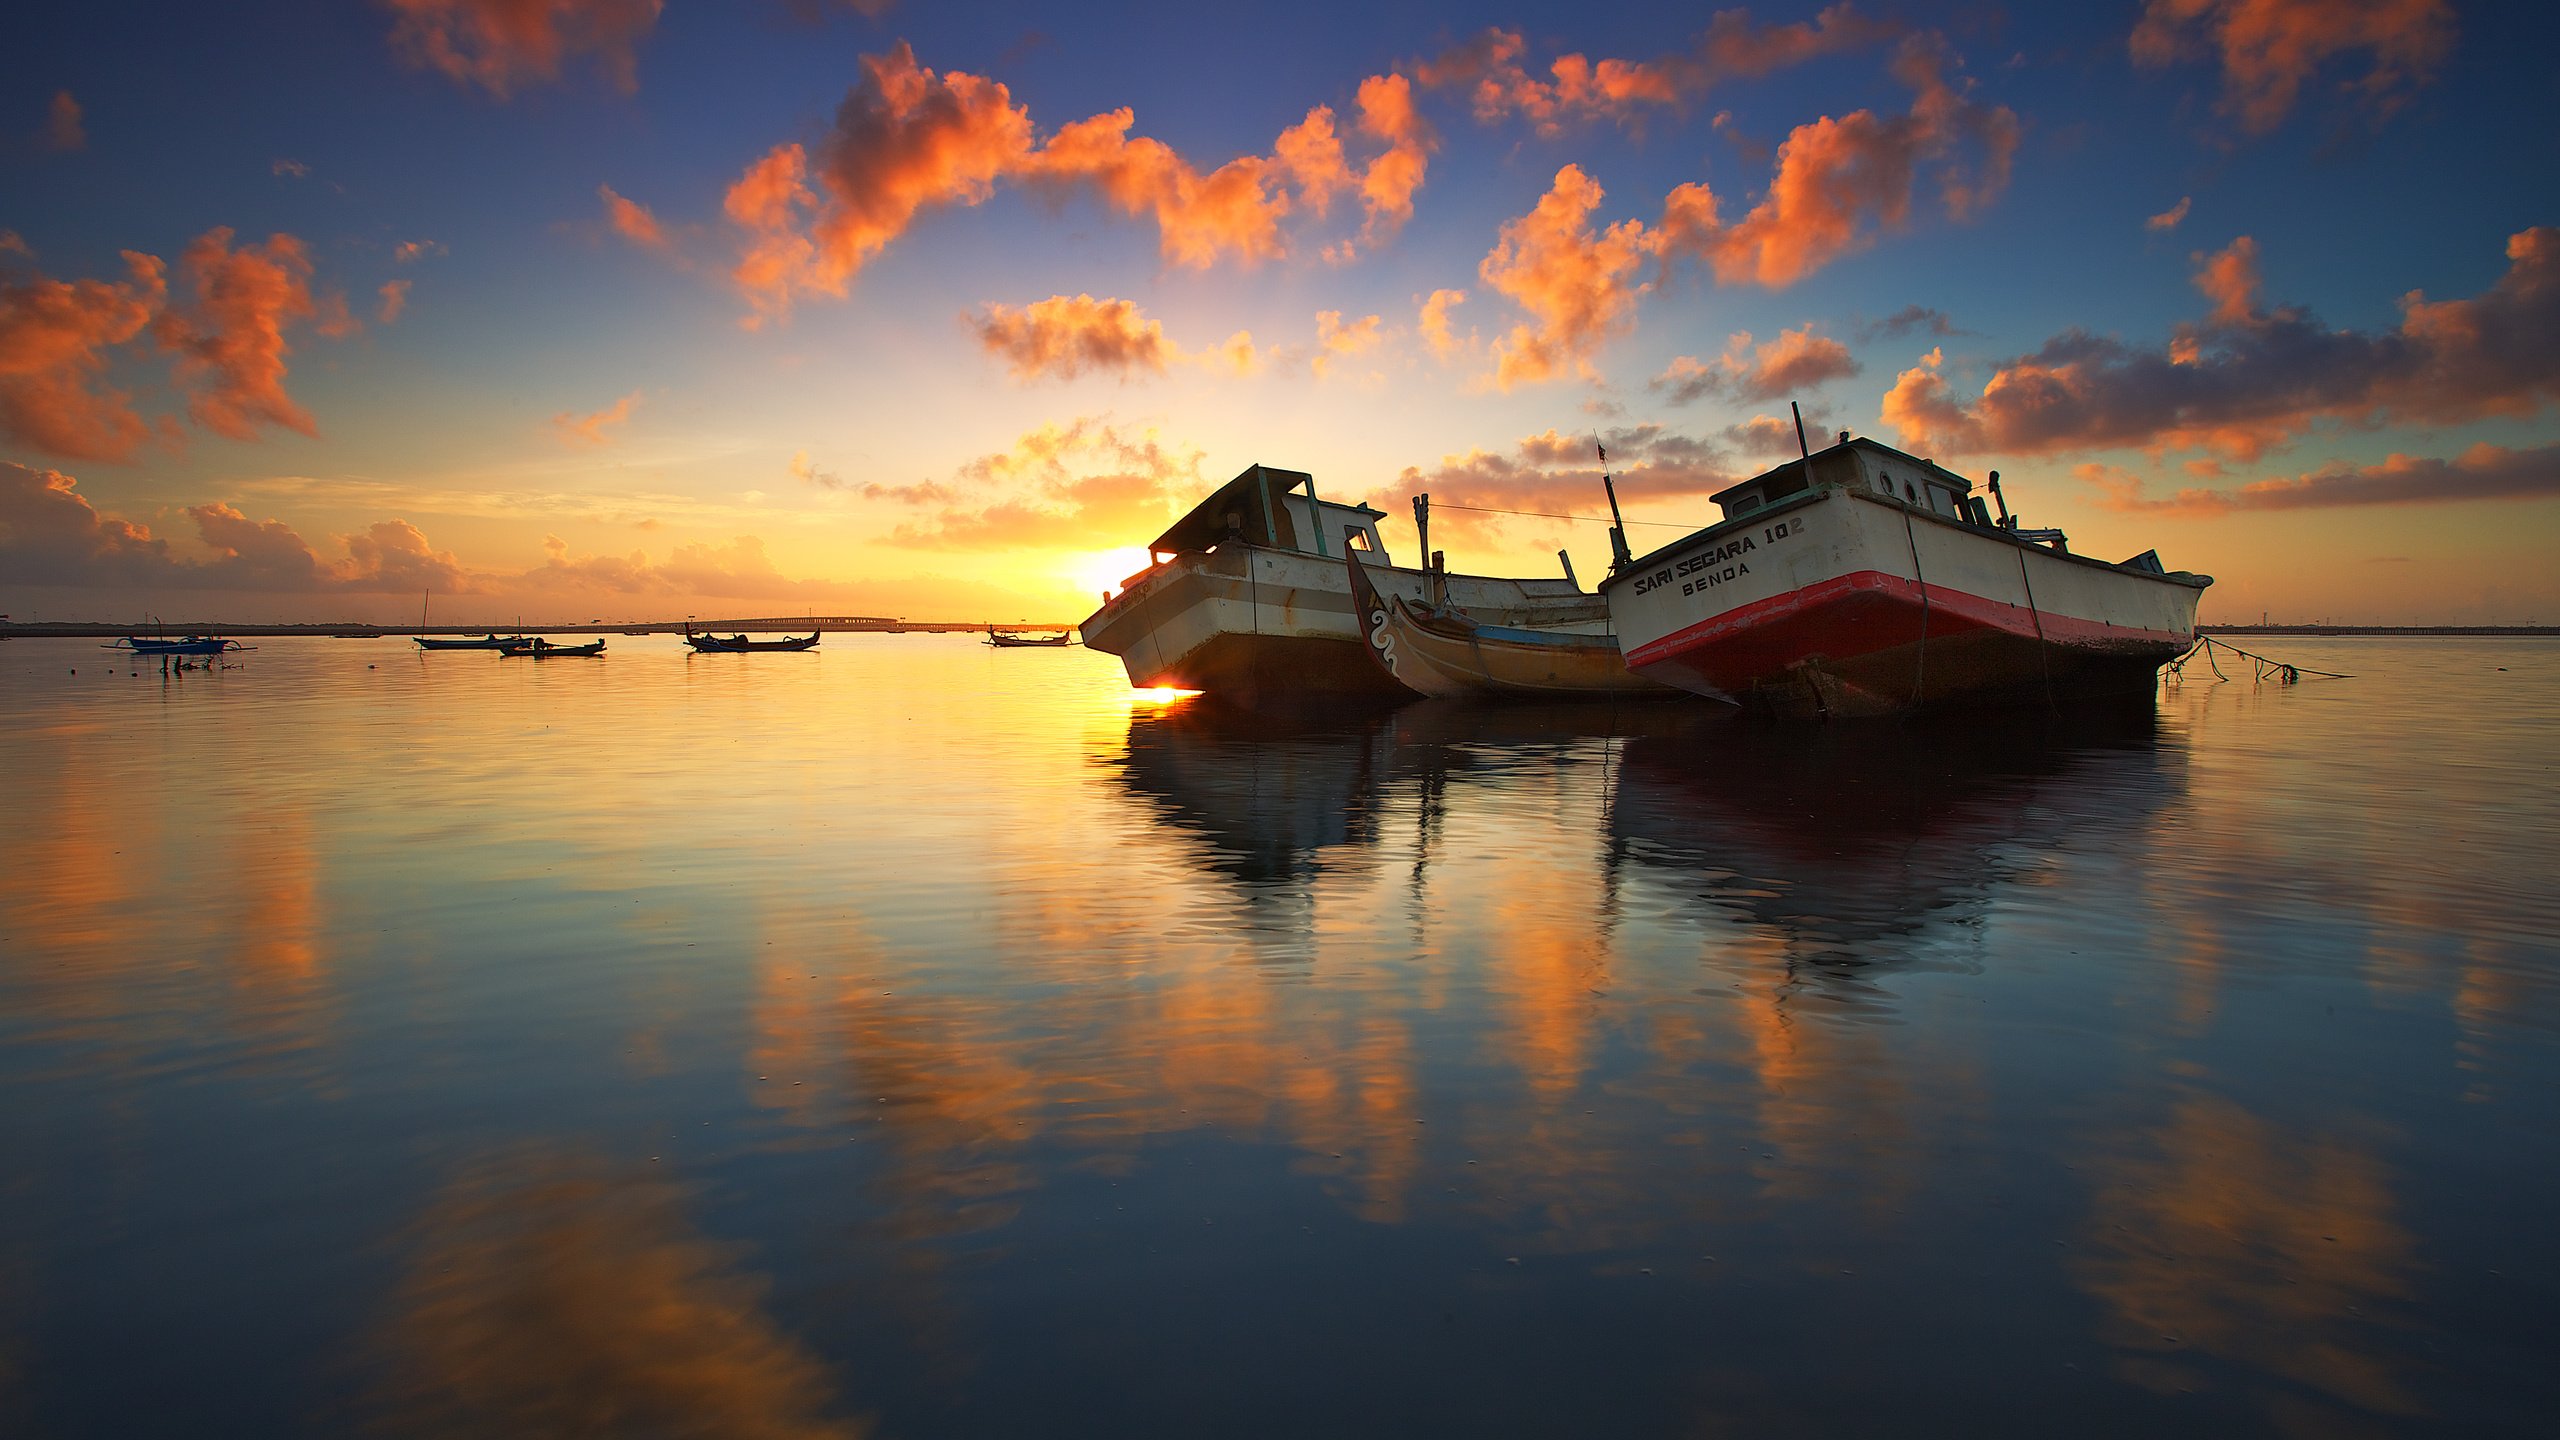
1345;527;1372;550
1903;481;1917;501
1873;474;1892;494
1730;493;1765;517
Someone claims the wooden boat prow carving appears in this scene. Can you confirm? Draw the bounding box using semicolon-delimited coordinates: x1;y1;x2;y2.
1348;550;1677;700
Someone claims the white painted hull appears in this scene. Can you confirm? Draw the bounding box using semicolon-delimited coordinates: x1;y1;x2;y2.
1601;487;2209;718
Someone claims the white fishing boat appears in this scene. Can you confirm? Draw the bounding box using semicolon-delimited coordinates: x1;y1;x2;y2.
1079;464;1600;708
1598;435;2210;718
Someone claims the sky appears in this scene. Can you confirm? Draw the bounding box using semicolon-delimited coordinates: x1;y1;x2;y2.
2;0;2554;626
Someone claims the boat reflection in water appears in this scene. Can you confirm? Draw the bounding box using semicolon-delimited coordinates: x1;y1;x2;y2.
1609;707;2182;1008
1111;696;1716;888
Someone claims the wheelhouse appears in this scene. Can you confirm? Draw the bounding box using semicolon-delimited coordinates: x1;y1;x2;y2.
1145;464;1390;566
1711;437;1994;528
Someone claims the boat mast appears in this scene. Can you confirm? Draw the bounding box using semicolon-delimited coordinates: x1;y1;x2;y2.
1598;443;1631;571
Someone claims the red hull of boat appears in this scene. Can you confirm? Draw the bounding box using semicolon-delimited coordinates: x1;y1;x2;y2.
1624;570;2187;719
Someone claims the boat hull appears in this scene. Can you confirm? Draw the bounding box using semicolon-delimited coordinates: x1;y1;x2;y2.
415;636;526;650
1603;487;2207;719
1081;545;1594;708
1348;555;1674;701
686;634;819;651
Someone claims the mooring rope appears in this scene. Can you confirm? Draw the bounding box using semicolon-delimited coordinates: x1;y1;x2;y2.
2013;544;2056;711
2165;635;2352;684
1901;508;1931;704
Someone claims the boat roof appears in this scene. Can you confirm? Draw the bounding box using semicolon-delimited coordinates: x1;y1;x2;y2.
1710;436;1976;507
1150;464;1386;554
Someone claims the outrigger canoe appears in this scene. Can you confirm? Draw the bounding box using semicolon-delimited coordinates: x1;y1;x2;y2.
685;630;820;652
107;636;249;656
498;638;606;657
988;628;1075;647
415;634;530;650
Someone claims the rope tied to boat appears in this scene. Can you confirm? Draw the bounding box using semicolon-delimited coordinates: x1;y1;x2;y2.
2166;635;2353;684
1900;508;1931;705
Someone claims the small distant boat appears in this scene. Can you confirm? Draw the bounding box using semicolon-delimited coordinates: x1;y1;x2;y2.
107;635;248;656
498;638;606;657
685;628;820;652
987;627;1075;648
415;634;529;650
1348;550;1675;700
410;593;526;650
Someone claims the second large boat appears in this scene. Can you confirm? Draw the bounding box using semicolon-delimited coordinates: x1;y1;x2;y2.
1599;436;2211;718
1079;464;1602;708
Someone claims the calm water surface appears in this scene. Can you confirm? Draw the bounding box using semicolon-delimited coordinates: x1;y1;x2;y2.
1;634;2553;1437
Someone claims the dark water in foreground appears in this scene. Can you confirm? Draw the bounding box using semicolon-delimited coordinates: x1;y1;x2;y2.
1;635;2554;1437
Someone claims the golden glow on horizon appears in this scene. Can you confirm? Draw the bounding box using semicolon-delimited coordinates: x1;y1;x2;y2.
1125;687;1201;706
1065;547;1158;601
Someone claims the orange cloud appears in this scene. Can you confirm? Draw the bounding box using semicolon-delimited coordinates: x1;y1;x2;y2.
1210;329;1262;377
2146;196;2192;231
1271;105;1352;219
1;462;1040;614
1351;73;1433;246
1;462;470;592
0;249;166;461
1374;424;1733;541
1418;9;1892;136
598;184;667;249
45;90;85;151
2076;442;2560;515
1479;165;1658;388
1882;227;2560;462
1724;407;1838;458
552;390;640;446
383;0;664;99
1653;324;1861;405
968;293;1176;382
1027;111;1289;269
0;462;172;582
872;418;1207;551
1656;36;2018;288
723;46;1449;323
153;228;324;442
378;279;411;324
2130;0;2456;133
1878;346;1981;452
2192;234;2261;326
1312;309;1385;379
726;45;1035;325
392;239;447;264
1417;287;1468;361
787;449;842;489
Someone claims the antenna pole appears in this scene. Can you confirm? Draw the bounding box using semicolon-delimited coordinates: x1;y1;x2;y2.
1598;442;1632;571
1790;401;1810;459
